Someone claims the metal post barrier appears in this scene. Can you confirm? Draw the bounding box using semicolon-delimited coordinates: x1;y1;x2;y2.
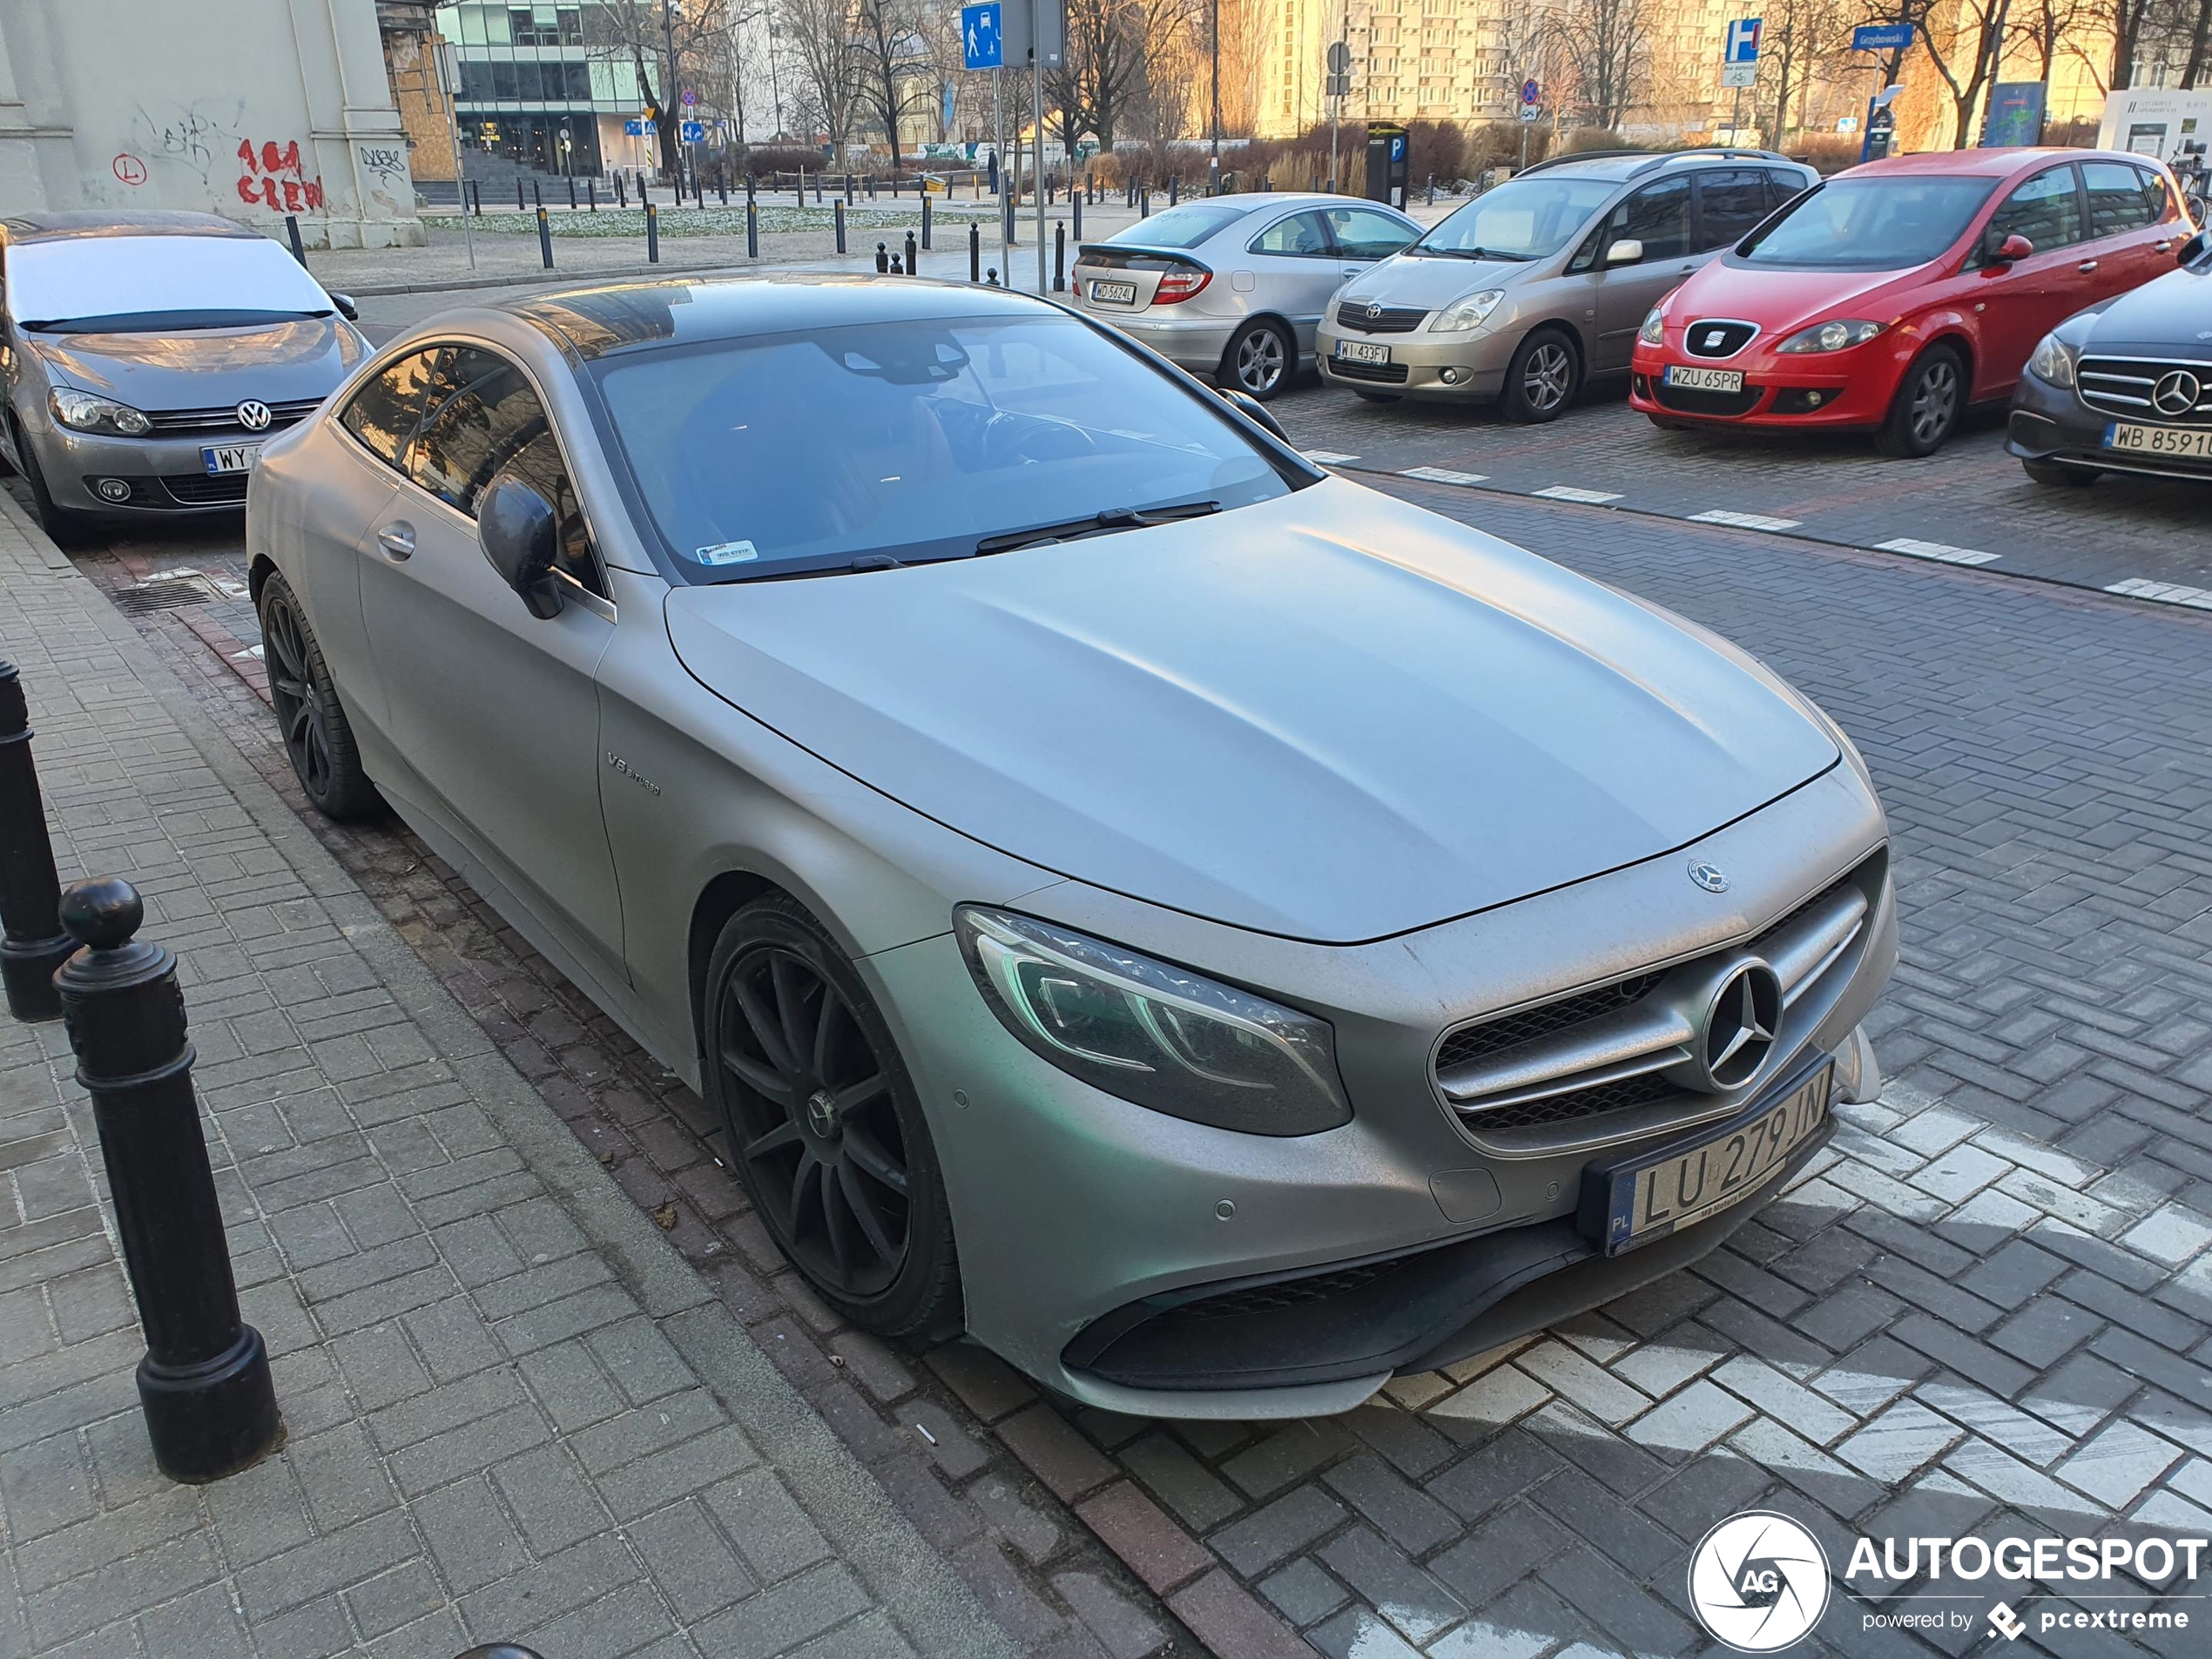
56;877;280;1483
875;240;889;273
921;194;932;248
639;176;651;207
746;200;759;258
1168;175;1179;206
746;172;756;204
797;171;805;206
645;201;659;262
844;172;853;204
1086;170;1094;203
718;174;727;206
867;174;876;199
587;176;596;211
536;206;553;268
1072;191;1082;239
0;664;71;1022
1140;187;1150;218
516;179;526;211
987;266;999;286
813;173;823;202
616;173;626;208
1053;220;1065;291
969;220;981;280
905;228;918;274
834;199;846;253
1426;173;1434;205
1001;190;1015;246
567;176;577;209
283;215;306;265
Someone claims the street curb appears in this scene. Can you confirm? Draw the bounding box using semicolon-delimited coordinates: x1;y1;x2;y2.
0;489;1021;1659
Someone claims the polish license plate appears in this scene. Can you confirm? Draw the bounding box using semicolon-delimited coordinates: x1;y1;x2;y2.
1089;279;1137;306
1579;1063;1831;1255
2104;421;2212;459
1337;341;1392;365
202;443;262;475
1665;364;1744;393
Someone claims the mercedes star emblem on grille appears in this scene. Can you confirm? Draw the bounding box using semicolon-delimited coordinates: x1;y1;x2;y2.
235;400;273;432
1700;961;1782;1089
2152;368;2202;417
1689;860;1730;894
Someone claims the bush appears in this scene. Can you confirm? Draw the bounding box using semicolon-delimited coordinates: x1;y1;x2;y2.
1786;133;1862;174
738;144;834;180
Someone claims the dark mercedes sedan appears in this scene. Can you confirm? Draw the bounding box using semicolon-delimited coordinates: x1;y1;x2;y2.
2010;225;2212;486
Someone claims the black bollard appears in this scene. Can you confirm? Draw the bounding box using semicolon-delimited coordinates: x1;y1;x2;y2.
536;206;553;268
987;266;1000;287
1073;191;1082;239
0;664;71;1022
844;172;853;204
587;175;596;211
616;172;626;208
921;194;933;248
746;172;756;204
1140;187;1150;218
1169;175;1179;206
57;878;280;1483
905;228;918;274
639;176;651;207
567;175;577;209
813;172;822;202
645;201;659;262
718;173;727;206
876;240;889;273
969;220;981;281
1053;219;1065;291
516;179;525;211
283;214;306;265
746;200;759;258
834;199;846;253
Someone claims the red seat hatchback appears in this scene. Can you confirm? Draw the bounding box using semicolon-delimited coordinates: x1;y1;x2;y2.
1629;148;2192;455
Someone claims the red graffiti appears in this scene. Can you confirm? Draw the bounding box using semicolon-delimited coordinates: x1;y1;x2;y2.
113;153;148;186
235;138;323;214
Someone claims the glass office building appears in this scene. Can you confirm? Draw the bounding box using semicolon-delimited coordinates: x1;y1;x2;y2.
437;3;651;177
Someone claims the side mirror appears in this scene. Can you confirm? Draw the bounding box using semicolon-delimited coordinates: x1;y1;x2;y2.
2180;228;2211;266
1217;385;1289;442
479;475;564;619
1984;232;2033;266
1603;238;1644;266
327;292;360;322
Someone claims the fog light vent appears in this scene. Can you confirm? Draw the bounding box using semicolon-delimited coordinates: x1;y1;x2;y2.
94;478;133;503
1440;367;1464;385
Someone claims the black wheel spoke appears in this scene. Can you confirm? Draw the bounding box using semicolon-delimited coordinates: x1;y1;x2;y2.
812;986;842;1080
770;954;816;1079
842;1121;908;1195
721;1039;795;1102
819;1163;853;1275
837;1158;898;1264
742;1119;802;1161
732;973;796;1077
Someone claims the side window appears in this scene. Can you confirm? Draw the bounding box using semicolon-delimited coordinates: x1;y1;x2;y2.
1696;170;1771;249
408;346;603;597
1611;177;1691;261
340;347;441;470
1987;166;2084;254
1325;207;1416;260
2082;160;2158;235
1251;212;1332;256
1764;168;1811;212
2134;165;2174;223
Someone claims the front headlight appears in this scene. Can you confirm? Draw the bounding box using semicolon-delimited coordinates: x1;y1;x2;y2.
1431;288;1506;334
1776;319;1885;354
1637;308;1665;346
49;388;152;436
954;906;1352;1136
2027;333;2078;388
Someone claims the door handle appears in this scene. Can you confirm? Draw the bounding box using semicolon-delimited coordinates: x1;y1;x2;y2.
2155;240;2174;253
2077;260;2099;273
375;522;415;560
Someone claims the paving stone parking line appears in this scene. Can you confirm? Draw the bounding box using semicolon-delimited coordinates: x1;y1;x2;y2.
30;469;2212;1659
0;498;1015;1659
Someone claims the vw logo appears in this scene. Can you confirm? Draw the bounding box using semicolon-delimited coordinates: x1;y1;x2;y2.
1366;301;1384;320
1699;961;1783;1089
2151;368;2201;417
235;399;273;432
1689;860;1730;894
1688;1511;1831;1651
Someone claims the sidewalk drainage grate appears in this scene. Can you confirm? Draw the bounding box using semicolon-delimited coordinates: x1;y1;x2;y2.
110;571;228;613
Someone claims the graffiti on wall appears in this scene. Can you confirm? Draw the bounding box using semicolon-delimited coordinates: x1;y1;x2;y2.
237;139;325;213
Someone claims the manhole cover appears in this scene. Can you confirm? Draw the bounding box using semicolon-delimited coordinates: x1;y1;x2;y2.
111;571;227;613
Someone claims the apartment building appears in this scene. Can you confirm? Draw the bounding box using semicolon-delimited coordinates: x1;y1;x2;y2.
1251;0;1526;139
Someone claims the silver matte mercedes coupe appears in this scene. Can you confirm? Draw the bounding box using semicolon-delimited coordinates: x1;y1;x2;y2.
246;275;1896;1420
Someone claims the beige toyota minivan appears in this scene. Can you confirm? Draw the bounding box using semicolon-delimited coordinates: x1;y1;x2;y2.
1318;148;1816;421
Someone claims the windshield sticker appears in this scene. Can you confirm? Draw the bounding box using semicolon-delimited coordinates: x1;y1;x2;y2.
695;540;759;565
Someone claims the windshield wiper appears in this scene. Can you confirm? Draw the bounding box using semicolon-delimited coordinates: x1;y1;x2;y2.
974;499;1221;556
1416;245;1529;261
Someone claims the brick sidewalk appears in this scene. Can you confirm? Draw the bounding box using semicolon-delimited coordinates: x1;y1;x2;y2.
0;498;1014;1658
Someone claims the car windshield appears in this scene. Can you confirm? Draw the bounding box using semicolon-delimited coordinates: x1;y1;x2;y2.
1738;177;2000;268
1414;176;1619;260
1104;203;1251;249
4;233;337;331
593;314;1297;581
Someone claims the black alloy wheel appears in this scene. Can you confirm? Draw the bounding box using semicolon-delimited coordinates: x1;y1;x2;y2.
704;897;960;1334
258;573;380;819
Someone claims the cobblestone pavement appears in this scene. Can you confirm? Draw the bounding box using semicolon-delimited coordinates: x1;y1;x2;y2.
0;500;1014;1659
1260;376;2212;602
19;455;2212;1659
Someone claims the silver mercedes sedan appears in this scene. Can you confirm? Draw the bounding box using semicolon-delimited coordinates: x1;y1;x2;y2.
0;210;366;543
246;275;1896;1420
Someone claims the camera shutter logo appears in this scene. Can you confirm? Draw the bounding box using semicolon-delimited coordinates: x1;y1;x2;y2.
1688;1511;1831;1651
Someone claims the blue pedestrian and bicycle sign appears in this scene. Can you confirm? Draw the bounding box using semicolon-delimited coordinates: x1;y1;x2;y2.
1851;21;1914;50
961;3;1003;70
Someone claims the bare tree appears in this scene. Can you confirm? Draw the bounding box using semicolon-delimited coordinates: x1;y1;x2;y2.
853;0;932;168
2098;0;2167;86
589;1;730;177
1907;0;2006;147
778;0;861;152
1548;0;1651;128
2185;0;2212;83
1761;0;1851;145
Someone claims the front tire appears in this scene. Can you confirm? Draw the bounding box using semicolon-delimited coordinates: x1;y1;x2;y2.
1221;319;1293;401
2022;458;2096;488
1501;329;1580;423
702;895;961;1339
12;418;86;547
258;572;381;819
1875;346;1966;457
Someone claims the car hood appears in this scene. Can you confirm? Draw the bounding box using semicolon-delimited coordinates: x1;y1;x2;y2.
1338;252;1534;312
1676;258;1934;336
2072;260;2212;359
664;480;1838;943
29;317;363;409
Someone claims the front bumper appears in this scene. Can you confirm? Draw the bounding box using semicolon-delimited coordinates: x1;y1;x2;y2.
1315;321;1513;400
2007;368;2212;483
869;763;1894;1420
30;422;260;514
1629;337;1905;429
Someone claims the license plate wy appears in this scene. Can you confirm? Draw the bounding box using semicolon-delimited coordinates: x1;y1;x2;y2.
1665;364;1744;393
203;443;262;475
1089;280;1137;306
1338;341;1392;365
1579;1064;1831;1255
2104;421;2212;459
